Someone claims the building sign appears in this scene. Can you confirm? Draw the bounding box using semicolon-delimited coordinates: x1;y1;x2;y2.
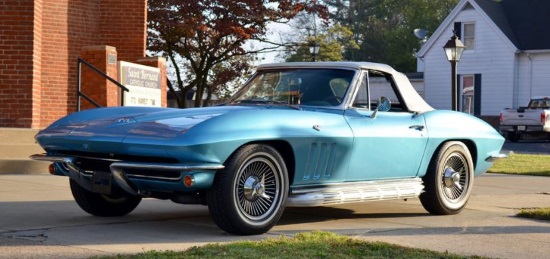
118;61;161;107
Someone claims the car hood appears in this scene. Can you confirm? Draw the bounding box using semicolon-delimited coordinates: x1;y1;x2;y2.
36;106;258;153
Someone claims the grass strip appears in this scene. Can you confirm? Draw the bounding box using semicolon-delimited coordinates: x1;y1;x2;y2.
517;207;550;221
97;231;485;259
488;153;550;176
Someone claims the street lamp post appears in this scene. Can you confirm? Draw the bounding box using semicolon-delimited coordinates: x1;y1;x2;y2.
443;31;466;111
309;42;320;62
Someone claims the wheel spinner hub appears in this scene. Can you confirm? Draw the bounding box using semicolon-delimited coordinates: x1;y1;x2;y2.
243;175;269;201
443;167;462;190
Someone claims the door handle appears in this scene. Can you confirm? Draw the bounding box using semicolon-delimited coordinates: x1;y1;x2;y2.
409;125;425;131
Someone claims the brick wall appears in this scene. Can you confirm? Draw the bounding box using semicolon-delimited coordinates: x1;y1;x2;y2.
0;0;42;128
0;0;150;128
100;0;147;62
41;0;101;126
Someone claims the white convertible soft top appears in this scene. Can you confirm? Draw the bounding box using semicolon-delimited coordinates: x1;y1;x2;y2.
258;62;435;113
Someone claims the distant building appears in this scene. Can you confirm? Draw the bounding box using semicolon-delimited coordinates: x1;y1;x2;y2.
0;0;165;129
416;0;550;123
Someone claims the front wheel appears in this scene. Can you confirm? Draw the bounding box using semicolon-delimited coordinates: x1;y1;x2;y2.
70;179;142;217
420;141;474;215
207;144;289;235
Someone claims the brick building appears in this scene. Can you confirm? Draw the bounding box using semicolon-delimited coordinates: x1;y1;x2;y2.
0;0;165;129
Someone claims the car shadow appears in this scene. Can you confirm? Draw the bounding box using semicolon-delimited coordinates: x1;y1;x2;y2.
2;198;550;251
278;206;428;226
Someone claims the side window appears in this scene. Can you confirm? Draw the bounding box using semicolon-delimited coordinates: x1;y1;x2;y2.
352;70;404;112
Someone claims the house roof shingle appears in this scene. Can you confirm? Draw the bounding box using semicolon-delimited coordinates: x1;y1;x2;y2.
475;0;550;50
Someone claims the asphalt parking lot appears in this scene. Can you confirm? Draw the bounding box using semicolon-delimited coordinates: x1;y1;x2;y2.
1;172;550;259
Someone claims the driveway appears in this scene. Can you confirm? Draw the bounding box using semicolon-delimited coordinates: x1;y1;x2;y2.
1;174;550;259
502;139;550;155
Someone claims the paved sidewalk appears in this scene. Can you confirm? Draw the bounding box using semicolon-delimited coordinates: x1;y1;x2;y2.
1;173;550;258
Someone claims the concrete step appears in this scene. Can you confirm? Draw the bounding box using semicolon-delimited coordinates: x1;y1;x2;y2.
0;127;40;145
0;144;45;159
0;159;50;175
0;128;48;175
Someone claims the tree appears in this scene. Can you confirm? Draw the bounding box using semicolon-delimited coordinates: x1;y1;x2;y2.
148;0;327;108
324;0;459;72
285;25;358;62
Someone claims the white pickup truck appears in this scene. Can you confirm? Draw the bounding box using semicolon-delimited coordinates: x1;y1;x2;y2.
499;96;550;142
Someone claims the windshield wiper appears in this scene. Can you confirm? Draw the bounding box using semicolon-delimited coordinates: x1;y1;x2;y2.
234;99;302;110
236;99;271;104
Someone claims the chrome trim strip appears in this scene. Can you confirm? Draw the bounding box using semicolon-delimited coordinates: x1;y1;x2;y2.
124;173;182;181
30;153;72;163
30;154;225;171
290;178;423;194
31;154;81;174
287;178;424;207
110;162;224;182
109;161;225;171
485;152;509;162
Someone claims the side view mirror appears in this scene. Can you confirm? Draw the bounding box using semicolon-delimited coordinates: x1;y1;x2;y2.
377;96;391;112
370;96;391;119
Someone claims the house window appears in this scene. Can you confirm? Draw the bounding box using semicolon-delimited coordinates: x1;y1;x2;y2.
463;23;475;50
462;75;475;114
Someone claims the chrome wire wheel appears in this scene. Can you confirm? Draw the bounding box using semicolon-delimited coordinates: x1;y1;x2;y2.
420;141;474;215
207;144;288;235
234;153;283;224
440;153;470;203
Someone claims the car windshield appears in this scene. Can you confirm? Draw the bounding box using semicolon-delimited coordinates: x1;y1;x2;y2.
228;68;356;107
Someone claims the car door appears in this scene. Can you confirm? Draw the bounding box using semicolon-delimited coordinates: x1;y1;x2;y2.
344;70;428;181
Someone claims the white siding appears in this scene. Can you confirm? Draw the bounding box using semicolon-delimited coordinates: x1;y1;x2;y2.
422;8;516;116
516;53;550;107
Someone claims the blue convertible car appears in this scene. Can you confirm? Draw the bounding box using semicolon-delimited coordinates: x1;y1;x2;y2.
32;62;505;235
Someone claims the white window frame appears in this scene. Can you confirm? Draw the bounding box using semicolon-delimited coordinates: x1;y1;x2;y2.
461;74;475;114
462;22;475;51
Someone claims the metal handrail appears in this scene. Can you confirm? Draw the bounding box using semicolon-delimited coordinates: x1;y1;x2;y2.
76;57;129;111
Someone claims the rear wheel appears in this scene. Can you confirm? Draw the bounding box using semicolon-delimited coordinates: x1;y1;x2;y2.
70;179;142;217
420;141;474;215
207;144;288;235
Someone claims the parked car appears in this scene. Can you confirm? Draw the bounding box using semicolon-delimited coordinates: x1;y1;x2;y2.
500;96;550;142
31;62;505;235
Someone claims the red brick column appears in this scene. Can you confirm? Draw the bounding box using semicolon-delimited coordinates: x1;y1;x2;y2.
137;57;167;107
79;45;119;110
0;0;42;128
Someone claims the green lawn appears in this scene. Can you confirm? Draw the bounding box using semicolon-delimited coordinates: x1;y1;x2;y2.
488;153;550;176
98;231;484;259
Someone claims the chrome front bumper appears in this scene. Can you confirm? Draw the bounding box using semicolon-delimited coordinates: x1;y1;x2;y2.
30;153;224;195
485;152;509;163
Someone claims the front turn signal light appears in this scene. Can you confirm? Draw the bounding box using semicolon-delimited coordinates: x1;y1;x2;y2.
184;174;195;187
48;163;56;175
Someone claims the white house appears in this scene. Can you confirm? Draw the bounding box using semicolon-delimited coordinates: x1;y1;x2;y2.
416;0;550;123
